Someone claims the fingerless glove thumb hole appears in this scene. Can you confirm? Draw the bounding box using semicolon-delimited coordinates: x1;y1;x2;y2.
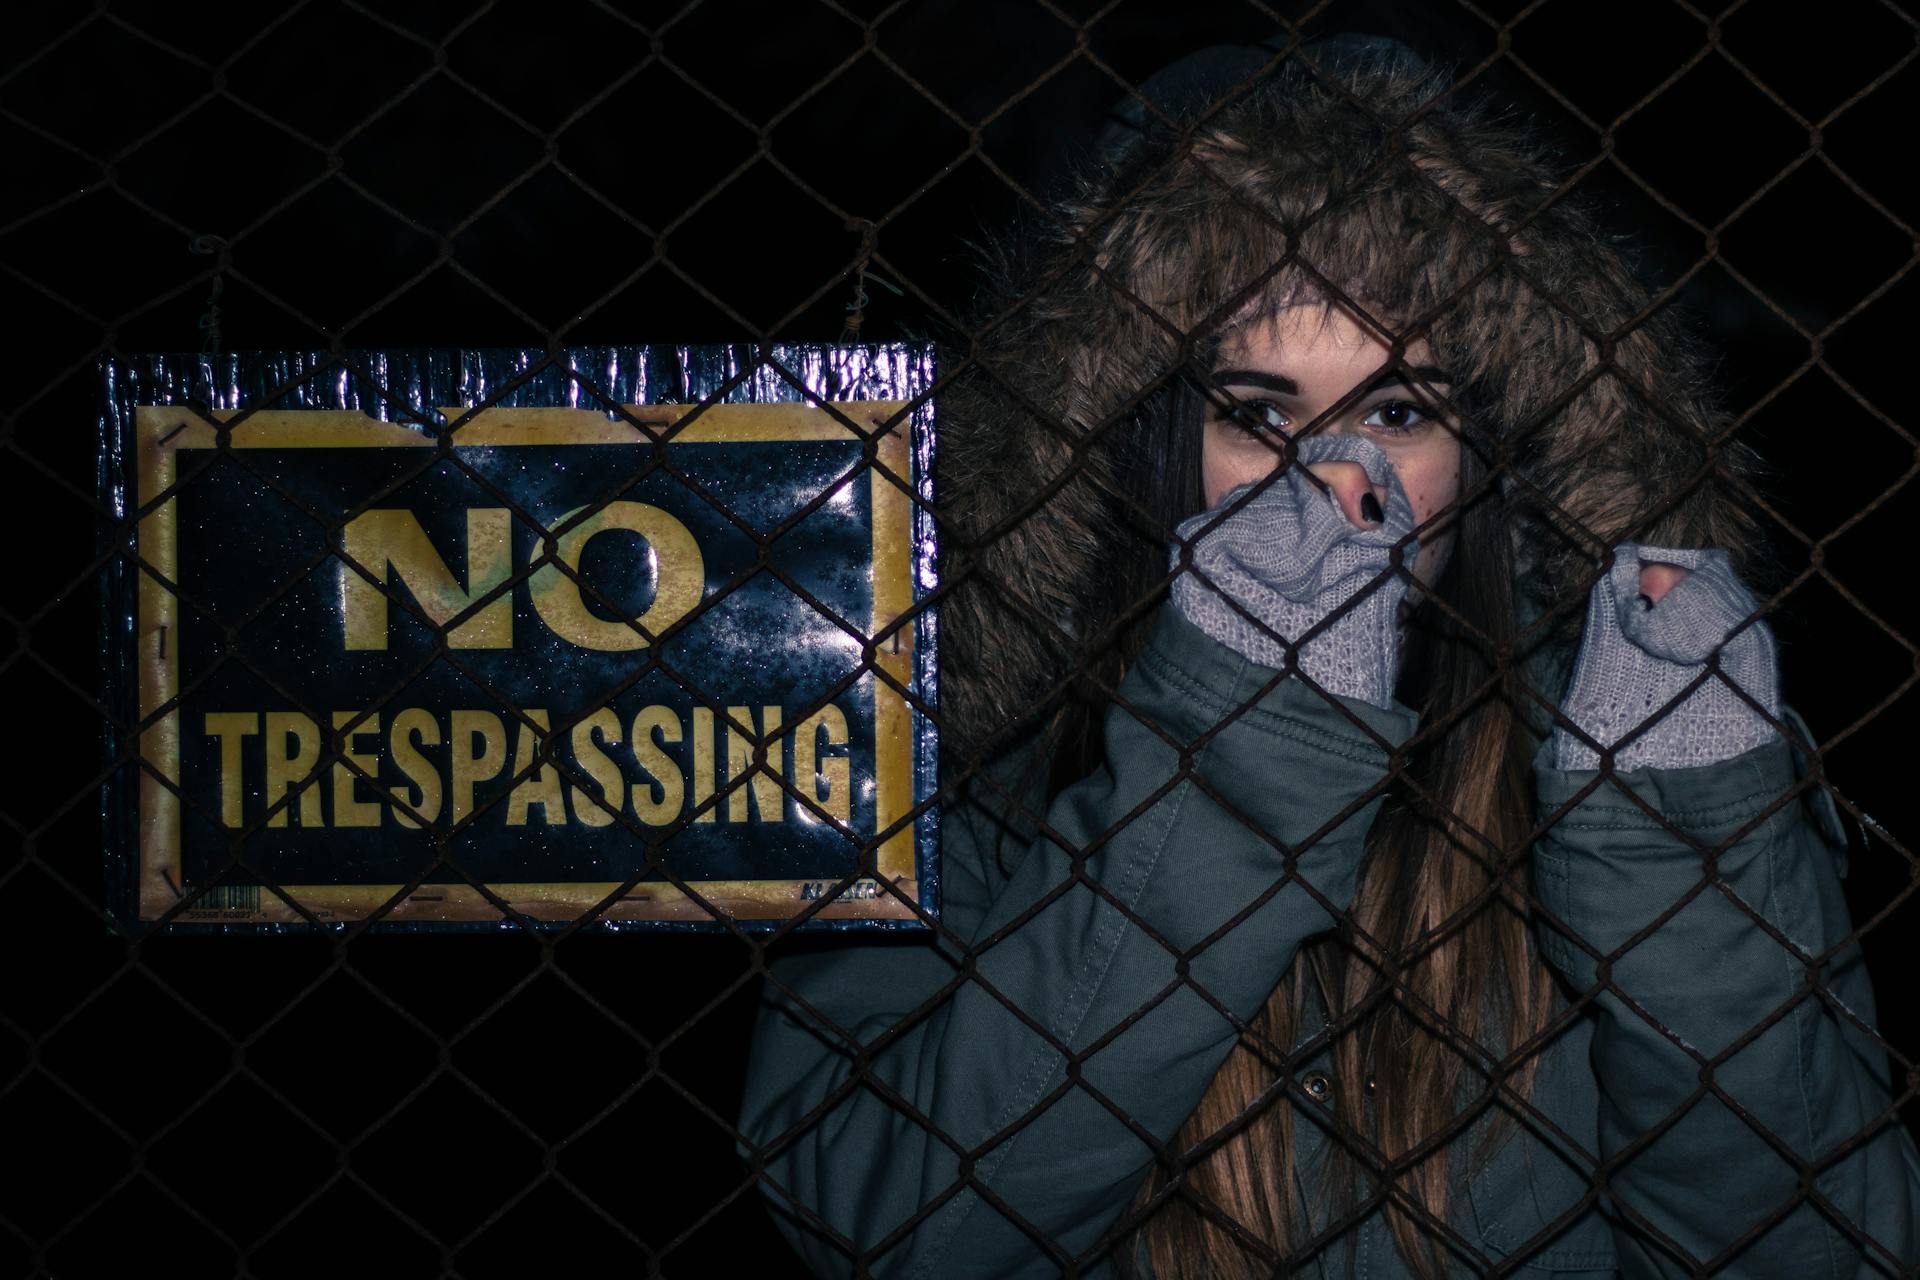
1617;560;1765;666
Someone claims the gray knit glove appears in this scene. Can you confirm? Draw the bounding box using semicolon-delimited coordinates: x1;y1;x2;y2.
1169;434;1417;710
1553;544;1780;772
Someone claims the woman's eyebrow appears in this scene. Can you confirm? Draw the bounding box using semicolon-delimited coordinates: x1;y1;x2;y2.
1362;365;1455;394
1208;369;1297;396
1206;365;1456;399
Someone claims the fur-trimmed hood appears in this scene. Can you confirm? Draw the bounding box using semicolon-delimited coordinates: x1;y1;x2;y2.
937;43;1760;760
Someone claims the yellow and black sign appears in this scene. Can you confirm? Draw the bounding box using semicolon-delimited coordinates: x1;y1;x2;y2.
106;349;935;931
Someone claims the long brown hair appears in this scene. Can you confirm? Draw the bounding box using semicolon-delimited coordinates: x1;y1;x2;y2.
1119;382;1554;1276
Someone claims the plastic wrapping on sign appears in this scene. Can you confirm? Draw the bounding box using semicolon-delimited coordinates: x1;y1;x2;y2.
101;344;934;421
98;346;938;934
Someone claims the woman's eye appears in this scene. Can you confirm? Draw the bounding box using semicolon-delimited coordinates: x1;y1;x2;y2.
1362;400;1432;434
1227;400;1289;434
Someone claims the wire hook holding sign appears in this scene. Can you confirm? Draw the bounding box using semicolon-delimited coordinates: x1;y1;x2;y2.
189;233;230;356
840;218;902;342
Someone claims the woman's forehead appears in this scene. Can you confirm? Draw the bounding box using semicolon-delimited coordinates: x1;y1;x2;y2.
1215;304;1436;383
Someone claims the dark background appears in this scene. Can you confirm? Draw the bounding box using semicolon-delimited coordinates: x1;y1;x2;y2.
3;0;1915;1274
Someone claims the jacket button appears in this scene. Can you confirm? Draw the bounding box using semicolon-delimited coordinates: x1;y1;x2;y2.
1302;1072;1331;1102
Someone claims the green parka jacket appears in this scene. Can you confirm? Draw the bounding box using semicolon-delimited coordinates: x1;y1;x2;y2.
740;607;1920;1276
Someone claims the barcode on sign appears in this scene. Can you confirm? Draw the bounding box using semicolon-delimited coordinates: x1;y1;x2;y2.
195;884;261;912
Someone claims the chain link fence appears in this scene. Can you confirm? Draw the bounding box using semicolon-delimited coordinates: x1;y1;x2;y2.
3;0;1916;1275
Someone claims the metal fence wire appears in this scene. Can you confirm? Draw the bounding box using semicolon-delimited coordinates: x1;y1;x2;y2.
3;0;1917;1276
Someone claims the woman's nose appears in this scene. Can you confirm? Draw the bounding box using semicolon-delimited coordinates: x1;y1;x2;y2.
1299;458;1388;529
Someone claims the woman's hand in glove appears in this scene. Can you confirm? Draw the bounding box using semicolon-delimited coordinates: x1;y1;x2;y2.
1169;433;1418;711
1553;545;1780;773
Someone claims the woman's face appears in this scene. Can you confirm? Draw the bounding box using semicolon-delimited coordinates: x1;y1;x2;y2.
1201;304;1464;584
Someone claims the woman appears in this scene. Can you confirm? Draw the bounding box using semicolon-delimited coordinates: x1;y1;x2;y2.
739;39;1920;1277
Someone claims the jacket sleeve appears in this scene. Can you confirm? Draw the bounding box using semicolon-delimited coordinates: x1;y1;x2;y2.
1533;713;1920;1277
738;607;1417;1278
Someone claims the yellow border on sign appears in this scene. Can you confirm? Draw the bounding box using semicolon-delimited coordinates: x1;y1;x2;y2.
133;402;920;925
